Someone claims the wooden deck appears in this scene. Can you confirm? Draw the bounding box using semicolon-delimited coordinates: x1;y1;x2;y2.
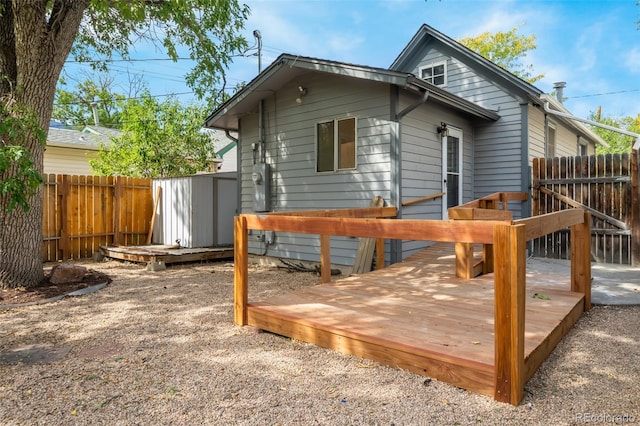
234;196;591;404
245;243;585;400
100;245;233;264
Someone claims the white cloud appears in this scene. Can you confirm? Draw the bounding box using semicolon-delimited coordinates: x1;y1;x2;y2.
625;48;640;73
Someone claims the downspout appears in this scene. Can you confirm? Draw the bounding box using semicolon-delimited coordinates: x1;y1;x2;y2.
390;87;430;264
542;101;640;148
258;99;265;163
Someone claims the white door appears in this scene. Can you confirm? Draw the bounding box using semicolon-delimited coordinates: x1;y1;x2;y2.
442;127;463;218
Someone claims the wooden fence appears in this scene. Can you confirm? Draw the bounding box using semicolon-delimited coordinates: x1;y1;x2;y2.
43;174;153;262
531;153;639;264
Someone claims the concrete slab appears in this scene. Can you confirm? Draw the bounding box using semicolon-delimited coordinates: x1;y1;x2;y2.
527;257;640;305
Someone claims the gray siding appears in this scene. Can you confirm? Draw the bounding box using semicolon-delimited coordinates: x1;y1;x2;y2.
240;74;393;265
399;92;474;258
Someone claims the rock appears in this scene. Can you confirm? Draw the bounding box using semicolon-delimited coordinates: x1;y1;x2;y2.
146;261;166;272
49;264;88;284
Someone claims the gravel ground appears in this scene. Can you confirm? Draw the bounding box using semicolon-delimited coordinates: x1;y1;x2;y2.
0;259;638;425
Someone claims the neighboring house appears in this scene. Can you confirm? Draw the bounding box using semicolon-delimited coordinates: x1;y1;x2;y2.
204;24;606;266
209;129;238;172
44;125;119;175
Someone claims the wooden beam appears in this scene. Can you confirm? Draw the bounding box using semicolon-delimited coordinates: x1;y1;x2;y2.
320;234;331;283
571;211;592;311
455;242;474;279
267;206;397;218
243;215;500;244
146;185;162;245
448;208;512;221
493;223;526;405
401;192;445;207
538;186;629;230
376;238;385;270
234;216;249;326
514;209;585;241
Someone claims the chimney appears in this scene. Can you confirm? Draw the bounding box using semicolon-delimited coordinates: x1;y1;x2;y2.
90;101;99;126
553;82;566;104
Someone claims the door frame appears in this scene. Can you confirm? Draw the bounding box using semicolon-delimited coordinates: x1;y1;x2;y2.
442;126;463;218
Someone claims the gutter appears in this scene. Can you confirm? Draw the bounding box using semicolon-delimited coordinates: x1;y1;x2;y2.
542;100;640;149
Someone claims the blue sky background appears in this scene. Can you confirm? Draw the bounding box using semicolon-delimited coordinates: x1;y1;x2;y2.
61;0;640;121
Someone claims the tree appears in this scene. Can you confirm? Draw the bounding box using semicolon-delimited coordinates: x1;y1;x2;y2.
458;26;544;84
0;1;249;289
53;71;145;128
90;92;216;178
591;112;640;154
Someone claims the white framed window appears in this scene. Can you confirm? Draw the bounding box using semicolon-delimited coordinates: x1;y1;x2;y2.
419;60;447;86
546;122;556;157
316;117;357;172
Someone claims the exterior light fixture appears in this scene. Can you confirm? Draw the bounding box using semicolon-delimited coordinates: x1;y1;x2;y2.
437;122;448;137
296;85;307;104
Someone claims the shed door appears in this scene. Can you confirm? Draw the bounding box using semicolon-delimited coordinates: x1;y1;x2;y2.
442;127;463;218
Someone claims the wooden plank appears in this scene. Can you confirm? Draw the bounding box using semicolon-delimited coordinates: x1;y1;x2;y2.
571;212;592;311
247;305;496;397
234;216;248;326
267;206;397;218
514;209;585;241
401;191;445;207
524;299;584;381
353;196;385;274
493;224;526;405
455;242;474;279
146;186;162;245
375;238;385;270
448;208;512;221
243;215;500;244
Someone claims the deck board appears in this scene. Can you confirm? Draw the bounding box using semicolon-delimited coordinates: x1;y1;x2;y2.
246;243;585;401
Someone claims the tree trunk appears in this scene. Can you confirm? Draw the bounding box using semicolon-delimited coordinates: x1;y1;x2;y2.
0;1;88;288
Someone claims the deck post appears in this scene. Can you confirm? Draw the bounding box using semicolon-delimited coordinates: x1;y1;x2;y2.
234;216;249;326
376;238;385;270
570;211;592;311
320;234;331;283
455;242;474;279
493;223;526;405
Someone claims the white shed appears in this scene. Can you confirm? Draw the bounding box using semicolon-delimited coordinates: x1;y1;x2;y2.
152;172;237;248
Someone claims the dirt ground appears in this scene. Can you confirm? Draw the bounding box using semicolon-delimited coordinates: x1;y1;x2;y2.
0;258;638;425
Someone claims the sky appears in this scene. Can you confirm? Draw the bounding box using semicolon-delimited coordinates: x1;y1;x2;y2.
60;0;640;121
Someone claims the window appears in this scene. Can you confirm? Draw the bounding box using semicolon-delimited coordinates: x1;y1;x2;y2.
419;61;447;86
316;117;356;172
546;122;556;157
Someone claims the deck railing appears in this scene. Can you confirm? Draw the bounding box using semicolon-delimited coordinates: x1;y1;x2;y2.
233;195;590;405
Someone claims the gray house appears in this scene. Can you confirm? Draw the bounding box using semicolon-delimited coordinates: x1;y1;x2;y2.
205;24;605;266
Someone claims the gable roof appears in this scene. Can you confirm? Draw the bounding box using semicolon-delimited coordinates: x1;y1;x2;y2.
204;53;499;131
390;24;542;102
391;24;607;146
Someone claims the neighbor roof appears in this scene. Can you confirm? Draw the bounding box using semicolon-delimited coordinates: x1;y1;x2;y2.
204;53;500;131
47;126;120;150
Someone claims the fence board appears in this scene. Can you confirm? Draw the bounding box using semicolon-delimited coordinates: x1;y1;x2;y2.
41;174;152;262
532;154;634;264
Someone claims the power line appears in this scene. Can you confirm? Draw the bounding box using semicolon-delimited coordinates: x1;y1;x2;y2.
567;88;640;99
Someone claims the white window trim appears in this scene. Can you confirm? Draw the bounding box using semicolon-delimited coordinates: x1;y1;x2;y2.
546;121;557;157
315;116;358;173
418;60;448;87
442;126;463;218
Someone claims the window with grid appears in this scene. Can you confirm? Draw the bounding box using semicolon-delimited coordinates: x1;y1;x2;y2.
419;61;447;86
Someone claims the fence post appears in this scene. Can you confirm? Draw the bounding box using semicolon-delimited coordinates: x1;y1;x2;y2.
493;223;526;405
113;176;123;245
234;215;249;326
632;150;640;266
571;211;592;311
59;174;70;260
